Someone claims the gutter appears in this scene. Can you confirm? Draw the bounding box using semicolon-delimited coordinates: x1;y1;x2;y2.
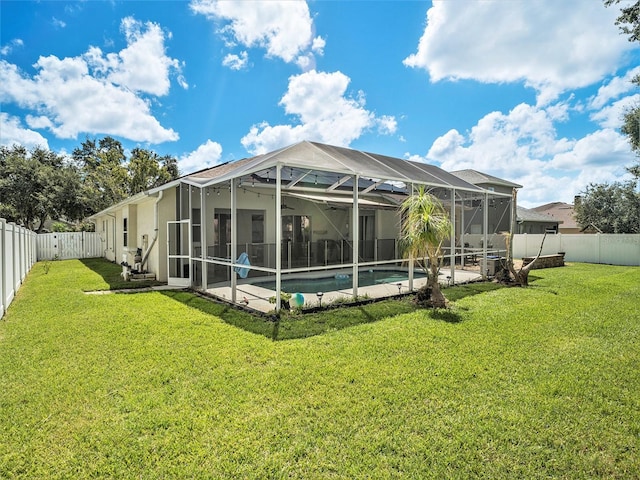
141;190;163;270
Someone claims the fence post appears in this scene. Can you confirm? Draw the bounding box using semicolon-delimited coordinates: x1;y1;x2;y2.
1;219;5;319
12;224;19;294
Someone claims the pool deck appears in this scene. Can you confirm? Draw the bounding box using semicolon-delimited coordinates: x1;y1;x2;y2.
205;269;482;313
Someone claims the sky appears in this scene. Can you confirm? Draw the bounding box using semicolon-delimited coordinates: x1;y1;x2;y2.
1;0;639;208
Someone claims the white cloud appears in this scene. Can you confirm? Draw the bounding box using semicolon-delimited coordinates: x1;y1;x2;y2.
222;51;249;70
404;0;632;104
87;17;183;96
550;128;633;170
241;70;396;154
588;66;640;110
0;18;182;143
311;36;325;55
0;112;49;149
52;17;66;29
179;139;223;174
0;38;24;56
190;0;323;69
413;100;637;206
426;103;565;176
589;93;640;129
377;115;398;135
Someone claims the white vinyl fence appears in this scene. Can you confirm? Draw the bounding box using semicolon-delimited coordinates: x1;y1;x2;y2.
513;234;640;266
36;232;103;261
1;219;38;319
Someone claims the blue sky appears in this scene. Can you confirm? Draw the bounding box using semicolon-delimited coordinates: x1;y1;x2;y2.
1;0;639;207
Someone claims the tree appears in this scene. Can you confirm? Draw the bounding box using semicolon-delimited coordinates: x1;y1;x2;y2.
399;186;452;308
605;0;640;42
499;188;549;287
73;136;128;216
574;181;640;233
72;138;180;214
0;145;83;231
605;0;640;174
128;148;179;195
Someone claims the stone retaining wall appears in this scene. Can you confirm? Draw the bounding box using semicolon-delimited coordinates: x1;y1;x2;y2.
522;253;565;269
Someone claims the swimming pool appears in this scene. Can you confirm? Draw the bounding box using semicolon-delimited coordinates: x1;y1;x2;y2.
252;270;426;294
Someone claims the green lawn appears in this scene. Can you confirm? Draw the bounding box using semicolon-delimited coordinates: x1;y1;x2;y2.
1;259;639;478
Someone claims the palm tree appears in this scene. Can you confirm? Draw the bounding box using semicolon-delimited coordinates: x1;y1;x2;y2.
399;186;452;308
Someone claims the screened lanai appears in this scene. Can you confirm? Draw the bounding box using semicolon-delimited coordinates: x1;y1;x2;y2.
167;141;514;311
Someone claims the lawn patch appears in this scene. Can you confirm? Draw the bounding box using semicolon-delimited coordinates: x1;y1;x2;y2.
1;261;638;478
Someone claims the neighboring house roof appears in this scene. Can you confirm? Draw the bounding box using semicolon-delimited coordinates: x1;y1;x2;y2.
531;202;578;230
517;206;560;224
449;169;523;189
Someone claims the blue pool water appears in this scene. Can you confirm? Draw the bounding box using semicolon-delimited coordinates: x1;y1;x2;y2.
253;270;426;294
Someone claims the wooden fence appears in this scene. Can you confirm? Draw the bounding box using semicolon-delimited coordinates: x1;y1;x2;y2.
1;219;38;319
513;233;640;266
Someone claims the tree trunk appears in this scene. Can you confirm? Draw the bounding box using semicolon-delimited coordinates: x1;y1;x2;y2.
506;231;548;286
428;260;447;308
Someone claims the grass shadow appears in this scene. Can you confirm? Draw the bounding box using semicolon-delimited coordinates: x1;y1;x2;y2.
80;257;165;291
159;290;421;341
129;281;507;341
159;290;280;339
159;282;508;340
430;308;463;323
443;281;504;302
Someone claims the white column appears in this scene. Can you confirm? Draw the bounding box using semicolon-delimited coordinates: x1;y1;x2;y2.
275;165;282;311
201;186;208;290
352;174;359;298
408;183;414;291
231;180;237;303
482;191;489;278
460;195;466;268
450;188;456;285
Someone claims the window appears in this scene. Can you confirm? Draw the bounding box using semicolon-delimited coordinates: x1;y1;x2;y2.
213;212;231;259
123;217;128;247
252;214;264;243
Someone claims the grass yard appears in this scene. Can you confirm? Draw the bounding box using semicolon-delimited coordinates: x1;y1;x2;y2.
1;259;639;478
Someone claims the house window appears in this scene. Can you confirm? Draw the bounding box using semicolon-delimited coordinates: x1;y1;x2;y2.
252;214;264;243
123;217;128;247
213;212;231;259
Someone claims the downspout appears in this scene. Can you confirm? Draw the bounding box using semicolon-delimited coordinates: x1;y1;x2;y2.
106;213;116;258
141;190;163;270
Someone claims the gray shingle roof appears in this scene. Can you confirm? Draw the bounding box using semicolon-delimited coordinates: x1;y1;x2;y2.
517;206;560;223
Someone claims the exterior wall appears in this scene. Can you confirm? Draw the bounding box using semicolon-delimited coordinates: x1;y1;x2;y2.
517;221;558;234
89;189;176;282
95;214;116;261
559;227;582;234
376;209;398;240
196;185;402;268
136;197;157;273
156;187;176;282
